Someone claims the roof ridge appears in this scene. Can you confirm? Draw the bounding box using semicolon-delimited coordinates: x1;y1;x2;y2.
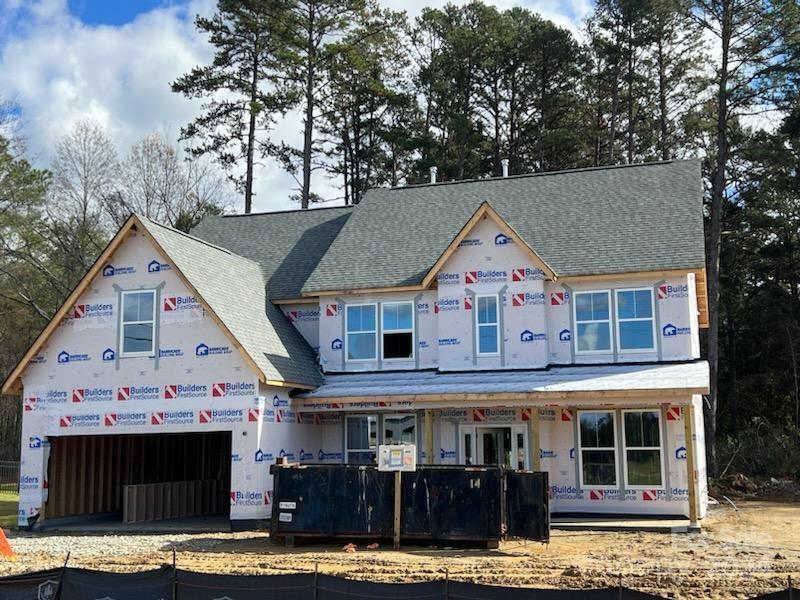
368;159;690;193
217;205;354;218
138;214;240;257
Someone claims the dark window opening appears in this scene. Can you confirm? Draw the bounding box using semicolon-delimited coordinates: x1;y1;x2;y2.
383;332;413;359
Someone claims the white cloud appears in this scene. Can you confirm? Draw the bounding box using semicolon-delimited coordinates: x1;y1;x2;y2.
0;0;586;213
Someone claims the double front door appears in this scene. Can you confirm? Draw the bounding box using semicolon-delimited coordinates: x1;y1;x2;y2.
459;425;529;469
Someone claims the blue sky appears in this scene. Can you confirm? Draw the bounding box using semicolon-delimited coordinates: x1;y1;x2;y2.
0;0;591;211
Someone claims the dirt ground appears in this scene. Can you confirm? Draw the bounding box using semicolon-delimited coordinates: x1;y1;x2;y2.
1;499;798;599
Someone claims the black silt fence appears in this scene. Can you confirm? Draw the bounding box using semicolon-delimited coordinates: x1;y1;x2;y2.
1;568;796;600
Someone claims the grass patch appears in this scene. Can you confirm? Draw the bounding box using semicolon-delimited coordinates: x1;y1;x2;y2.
0;491;18;529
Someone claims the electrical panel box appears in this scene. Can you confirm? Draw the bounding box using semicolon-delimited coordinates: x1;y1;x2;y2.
377;444;416;472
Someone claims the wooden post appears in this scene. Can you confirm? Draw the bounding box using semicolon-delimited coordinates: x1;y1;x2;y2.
393;470;402;549
530;409;541;472
424;410;434;464
683;403;700;531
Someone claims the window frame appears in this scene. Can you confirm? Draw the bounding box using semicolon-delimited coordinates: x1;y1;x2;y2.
577;409;618;489
573;289;613;355
119;289;157;358
615;288;657;354
621;408;665;490
475;294;500;356
381;301;415;361
382;412;417;447
345;414;378;464
345;303;378;362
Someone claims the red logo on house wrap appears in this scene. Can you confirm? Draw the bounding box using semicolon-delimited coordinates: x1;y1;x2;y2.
589;490;604;500
642;490;658;501
521;408;532;421
24;397;37;411
163;296;177;311
104;413;117;427
561;409;573;422
151;412;164;425
73;304;86;318
667;406;682;421
512;268;525;282
472;408;486;422
550;292;565;305
72;389;84;403
512;293;525;307
287;311;297;323
247;408;261;422
464;296;473;310
276;410;284;423
199;409;212;424
60;416;72;428
164;385;177;399
265;490;273;505
325;304;338;317
657;285;669;300
465;271;478;284
212;383;226;397
117;387;129;401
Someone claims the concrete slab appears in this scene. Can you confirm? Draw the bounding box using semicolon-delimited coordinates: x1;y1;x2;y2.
40;514;231;534
551;516;694;534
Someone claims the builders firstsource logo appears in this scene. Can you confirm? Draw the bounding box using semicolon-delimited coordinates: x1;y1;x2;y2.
511;267;545;282
162;295;200;312
198;408;245;424
286;309;319;323
70;302;113;319
71;387;113;402
151;410;194;425
163;383;208;399
59;414;101;428
117;386;159;401
436;272;461;286
230;490;267;506
657;284;690;300
104;412;147;427
212;381;256;398
435;297;461;312
510;292;546;306
465;269;507;284
44;390;68;404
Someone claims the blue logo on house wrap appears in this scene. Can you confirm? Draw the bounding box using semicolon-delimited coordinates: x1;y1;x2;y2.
28;436;42;449
675;446;687;459
439;448;456;459
195;342;231;357
147;259;170;273
102;263;135;277
102;348;115;361
662;323;691;337
318;449;343;461
272;395;288;407
331;338;343;350
57;350;90;364
254;449;274;463
278;449;296;460
520;330;546;343
494;233;513;245
559;329;571;342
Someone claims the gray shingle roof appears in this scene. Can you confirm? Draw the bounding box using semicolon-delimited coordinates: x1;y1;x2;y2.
302;160;706;294
141;216;322;387
191;206;353;300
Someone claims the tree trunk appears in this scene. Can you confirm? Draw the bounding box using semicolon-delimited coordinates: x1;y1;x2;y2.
657;36;669;161
301;2;315;210
608;21;622;163
706;0;732;479
626;23;635;164
244;52;259;214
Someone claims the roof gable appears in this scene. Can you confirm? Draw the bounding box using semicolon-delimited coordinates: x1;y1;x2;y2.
2;215;322;394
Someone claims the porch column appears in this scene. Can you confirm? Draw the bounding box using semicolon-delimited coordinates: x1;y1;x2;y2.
683;404;701;531
424;409;434;464
529;409;541;472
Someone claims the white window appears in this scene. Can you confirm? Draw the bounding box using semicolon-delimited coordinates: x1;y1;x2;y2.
476;295;499;355
616;288;656;352
119;290;156;356
574;291;612;353
578;410;617;487
345;415;378;463
382;302;414;360
383;413;416;445
623;410;663;488
346;304;377;361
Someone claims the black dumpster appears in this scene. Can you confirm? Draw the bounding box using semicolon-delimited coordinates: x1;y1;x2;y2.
269;465;393;538
270;464;549;546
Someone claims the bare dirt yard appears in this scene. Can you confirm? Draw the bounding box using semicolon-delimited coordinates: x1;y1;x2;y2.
1;500;798;599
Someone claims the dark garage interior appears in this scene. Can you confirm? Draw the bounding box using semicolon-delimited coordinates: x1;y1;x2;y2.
45;432;231;524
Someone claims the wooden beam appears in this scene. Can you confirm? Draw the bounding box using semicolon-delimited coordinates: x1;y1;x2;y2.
307;283;427;298
272;297;320;305
301;388;709;407
560;268;701;283
530;409;541;472
683;404;700;530
424;409;434;464
694;269;709;328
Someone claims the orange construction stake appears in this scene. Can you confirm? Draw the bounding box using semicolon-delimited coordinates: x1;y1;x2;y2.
0;528;16;561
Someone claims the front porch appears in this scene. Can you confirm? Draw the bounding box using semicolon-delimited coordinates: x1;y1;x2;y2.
294;361;709;528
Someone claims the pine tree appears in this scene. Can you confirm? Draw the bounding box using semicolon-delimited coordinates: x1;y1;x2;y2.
171;0;289;213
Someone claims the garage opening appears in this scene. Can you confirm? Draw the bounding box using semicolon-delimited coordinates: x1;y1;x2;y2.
46;432;231;524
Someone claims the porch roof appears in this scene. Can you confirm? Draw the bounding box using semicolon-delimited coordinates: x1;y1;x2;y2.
294;361;709;406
